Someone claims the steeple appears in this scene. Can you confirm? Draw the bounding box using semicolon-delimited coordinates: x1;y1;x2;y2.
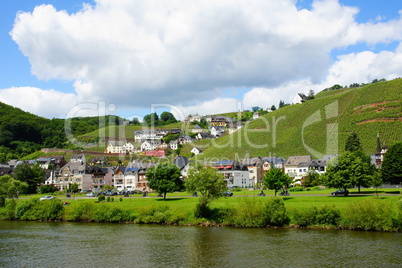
376;132;381;154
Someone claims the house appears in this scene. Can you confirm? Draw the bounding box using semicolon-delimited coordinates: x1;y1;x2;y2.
123;167;139;192
210;116;229;127
113;167;126;191
88;167;114;192
87;157;107;166
210;126;224;137
284;155;312;183
156;140;168;150
213;160;252;188
242;157;263;186
253;112;260;120
228;122;242;134
48;161;91;191
70;154;86;164
293;93;308;104
141;140;162;151
184;113;201;123
169;140;178;150
105;141;123;153
134;129;168;142
170;127;182;135
174;156;190;178
191;147;203;155
191;125;203;133
197;132;213;140
178;135;192;145
261;157;285;175
131;161;156;191
252;106;261;112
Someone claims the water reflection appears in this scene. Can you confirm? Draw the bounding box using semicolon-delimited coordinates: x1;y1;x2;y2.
0;221;401;267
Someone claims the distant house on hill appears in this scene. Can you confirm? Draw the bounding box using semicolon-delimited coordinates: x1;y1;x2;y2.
293;93;308;104
191;147;203;155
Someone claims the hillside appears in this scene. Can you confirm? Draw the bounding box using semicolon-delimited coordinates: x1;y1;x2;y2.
188;79;402;160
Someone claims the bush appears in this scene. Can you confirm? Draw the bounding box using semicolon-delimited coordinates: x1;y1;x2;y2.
98;195;105;202
342;198;397;231
1;199;17;220
14;198;64;221
292;205;340;227
0;196;5;207
92;204;132;223
135;205;171;224
231;187;242;192
67;202;94;222
227;197;289;227
289;187;304;192
106;196;111;202
262;197;290;227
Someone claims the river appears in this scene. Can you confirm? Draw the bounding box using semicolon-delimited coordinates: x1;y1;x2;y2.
0;221;401;267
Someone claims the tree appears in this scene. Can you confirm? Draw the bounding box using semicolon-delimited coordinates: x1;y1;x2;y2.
307;90;315;100
381;142;402;184
0;175;28;200
371;171;383;197
345;131;362;152
185;164;226;213
322;151;374;194
263;168;290;196
303;170;320;187
160;112;177;124
146;162;183;200
143;113;159;127
271;105;277;111
13;163;45;194
69;183;79;194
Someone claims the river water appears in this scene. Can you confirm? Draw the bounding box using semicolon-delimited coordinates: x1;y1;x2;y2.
0;221;401;267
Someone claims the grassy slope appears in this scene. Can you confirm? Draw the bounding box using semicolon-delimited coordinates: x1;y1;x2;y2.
191;79;402;160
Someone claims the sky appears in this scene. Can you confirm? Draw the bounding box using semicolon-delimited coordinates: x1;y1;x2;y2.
0;0;401;121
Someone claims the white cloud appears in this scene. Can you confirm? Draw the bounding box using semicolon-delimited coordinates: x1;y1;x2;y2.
0;87;77;118
5;0;402;118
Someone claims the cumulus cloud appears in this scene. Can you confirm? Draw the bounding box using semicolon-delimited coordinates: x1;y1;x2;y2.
6;0;402;118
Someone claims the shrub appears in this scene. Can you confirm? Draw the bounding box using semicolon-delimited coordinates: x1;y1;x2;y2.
342;198;396;231
97;195;105;202
92;204;132;223
228;197;289;227
1;199;17;220
231;187;242;192
262;197;290;227
289;187;304;192
119;197;123;202
106;196;111;202
310;186;322;191
67;202;94;222
14;198;64;221
291;205;340;227
135;205;171;224
0;196;5;207
316;205;341;226
292;207;317;227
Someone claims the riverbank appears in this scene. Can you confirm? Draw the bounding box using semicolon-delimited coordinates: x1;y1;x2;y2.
1;190;401;232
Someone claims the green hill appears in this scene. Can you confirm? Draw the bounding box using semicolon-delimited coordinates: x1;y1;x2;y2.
188;79;402;160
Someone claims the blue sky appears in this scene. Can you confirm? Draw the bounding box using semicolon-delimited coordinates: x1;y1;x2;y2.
1;0;401;119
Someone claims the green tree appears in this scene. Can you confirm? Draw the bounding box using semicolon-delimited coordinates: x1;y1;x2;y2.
185;164;226;215
371;171;383;197
263;168;290;196
322;151;374;194
143;113;159;127
160;112;177;124
345;131;362;152
69;183;79;194
381;142;402;184
0;175;28;200
13;163;45;194
307;89;315;100
270;105;276;111
146;162;183;200
303;170;320;187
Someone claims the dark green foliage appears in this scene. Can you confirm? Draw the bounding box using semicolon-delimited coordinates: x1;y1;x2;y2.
345;131;362;152
135;205;171;224
322;151;375;193
38;184;58;194
1;199;17;220
14;198;64;221
291;205;341;227
263;168;291;196
97;195;105;202
343;198;397;231
228;197;289;227
289;186;304;192
67;203;94;222
160;112;177;124
0;195;5;207
381;142;402;184
92;204;131;223
146;162;183;200
13;163;45;194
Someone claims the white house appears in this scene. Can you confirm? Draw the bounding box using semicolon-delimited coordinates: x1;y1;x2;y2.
292;93;308;104
169;140;178;150
210;126;224;137
214;160;252;188
141;140;162;151
191;147;203;155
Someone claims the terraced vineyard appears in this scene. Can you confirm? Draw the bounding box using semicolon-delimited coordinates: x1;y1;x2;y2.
187;79;402;160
